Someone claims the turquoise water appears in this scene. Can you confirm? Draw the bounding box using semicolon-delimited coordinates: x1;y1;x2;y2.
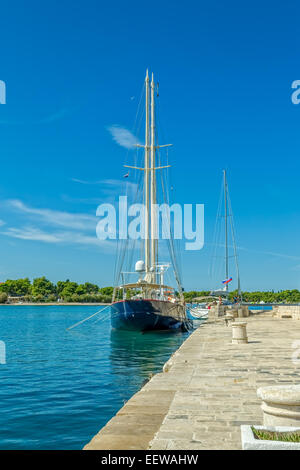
247;305;273;310
0;305;191;450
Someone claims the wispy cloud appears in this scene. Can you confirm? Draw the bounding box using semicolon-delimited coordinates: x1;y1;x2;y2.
239;246;300;262
2;226;114;249
71;177;131;185
5;199;96;230
70;178;139;199
3;227;62;243
209;242;300;262
0;199;118;250
100;179;138;192
71;178;103;185
0;107;77;125
107;125;140;149
61;194;105;205
39;107;72;123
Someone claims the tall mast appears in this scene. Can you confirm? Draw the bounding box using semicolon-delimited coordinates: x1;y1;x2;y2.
144;70;150;276
150;73;156;283
224;169;229;291
228;185;241;298
122;71;172;289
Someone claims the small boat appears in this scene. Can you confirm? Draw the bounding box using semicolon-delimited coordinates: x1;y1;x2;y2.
111;70;192;332
188;304;210;319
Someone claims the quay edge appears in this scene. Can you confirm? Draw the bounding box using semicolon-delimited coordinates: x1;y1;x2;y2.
84;307;300;450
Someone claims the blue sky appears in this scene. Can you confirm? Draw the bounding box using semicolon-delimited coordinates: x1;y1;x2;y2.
0;0;299;291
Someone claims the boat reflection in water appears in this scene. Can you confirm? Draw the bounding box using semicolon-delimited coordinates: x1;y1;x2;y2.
109;328;190;393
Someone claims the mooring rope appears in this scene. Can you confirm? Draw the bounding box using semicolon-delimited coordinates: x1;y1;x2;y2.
66;304;111;331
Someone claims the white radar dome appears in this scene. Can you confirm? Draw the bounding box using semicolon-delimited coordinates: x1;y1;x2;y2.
135;260;145;272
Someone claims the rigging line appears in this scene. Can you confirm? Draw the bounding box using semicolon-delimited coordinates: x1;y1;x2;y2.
66;304;111;330
119;153;141;258
209;175;224;283
155;89;182;284
155;102;171;198
165;167;182;283
114;163;141;283
125;198;138;273
117;84;145;282
211;179;223;269
124;82;145;169
155;129;183;287
93;309;115;323
116;83;144;284
131;82;145;133
115;223;132;287
156;99;175;209
93;310;111;323
133;108;145;170
227;188;241;294
169;222;182;289
134;121;141;171
127;167;144;272
159;163;183;292
115;166;144;286
211;254;236;259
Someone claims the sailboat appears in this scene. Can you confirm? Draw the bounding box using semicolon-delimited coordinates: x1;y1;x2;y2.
189;170;241;320
210;169;241;300
110;70;192;332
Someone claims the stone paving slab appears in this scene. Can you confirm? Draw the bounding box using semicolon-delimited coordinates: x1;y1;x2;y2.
149;314;300;450
83;388;176;450
84;312;300;450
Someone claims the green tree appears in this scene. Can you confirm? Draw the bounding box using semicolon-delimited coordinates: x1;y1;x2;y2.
0;292;8;303
57;280;71;295
71;293;81;303
59;281;78;300
75;282;99;295
82;282;99;294
99;286;113;297
183;290;210;302
31;277;56;300
75;284;85;296
15;278;32;295
0;278;31;296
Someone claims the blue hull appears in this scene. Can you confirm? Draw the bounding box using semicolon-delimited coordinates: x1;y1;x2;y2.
111;300;190;332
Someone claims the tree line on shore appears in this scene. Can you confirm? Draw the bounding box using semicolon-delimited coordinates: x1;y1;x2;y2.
182;289;300;304
0;278;299;304
0;277;113;303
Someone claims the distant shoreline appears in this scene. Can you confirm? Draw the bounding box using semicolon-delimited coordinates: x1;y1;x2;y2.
0;302;111;306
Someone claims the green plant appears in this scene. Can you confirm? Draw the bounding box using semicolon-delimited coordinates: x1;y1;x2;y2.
251;427;300;443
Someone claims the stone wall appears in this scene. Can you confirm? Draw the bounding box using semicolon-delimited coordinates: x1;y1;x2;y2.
208;304;249;319
273;305;300;320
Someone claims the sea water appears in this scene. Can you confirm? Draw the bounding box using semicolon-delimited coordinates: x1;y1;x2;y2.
0;305;191;449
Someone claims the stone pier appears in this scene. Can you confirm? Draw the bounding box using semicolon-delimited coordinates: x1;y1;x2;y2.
84;310;300;450
272;305;300;320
